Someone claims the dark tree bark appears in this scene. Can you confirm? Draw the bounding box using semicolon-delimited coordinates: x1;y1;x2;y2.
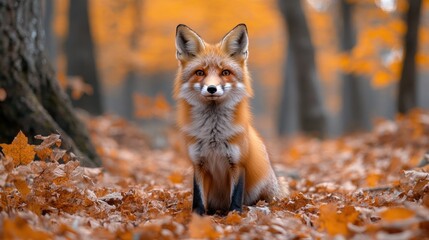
338;0;371;132
398;0;422;114
0;0;101;167
65;0;103;115
42;0;55;63
278;0;326;137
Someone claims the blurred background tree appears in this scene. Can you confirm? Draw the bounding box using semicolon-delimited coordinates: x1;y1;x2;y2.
0;0;101;167
278;0;327;138
398;0;423;113
17;0;429;146
65;0;103;114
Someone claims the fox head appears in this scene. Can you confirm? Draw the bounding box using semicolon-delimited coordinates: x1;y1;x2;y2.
174;24;253;107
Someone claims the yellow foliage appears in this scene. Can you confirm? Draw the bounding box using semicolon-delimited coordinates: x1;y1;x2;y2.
88;0;284;89
416;53;429;66
372;70;392;88
53;0;69;39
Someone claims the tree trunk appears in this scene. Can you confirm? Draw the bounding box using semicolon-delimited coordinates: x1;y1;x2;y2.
338;0;371;132
398;0;422;114
278;0;326;137
42;0;56;63
0;0;101;167
65;0;103;115
278;42;299;136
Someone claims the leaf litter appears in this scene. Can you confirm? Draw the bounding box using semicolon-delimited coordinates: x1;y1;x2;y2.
0;110;428;239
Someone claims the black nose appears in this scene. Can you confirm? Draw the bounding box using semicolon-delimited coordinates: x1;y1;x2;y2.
207;85;217;94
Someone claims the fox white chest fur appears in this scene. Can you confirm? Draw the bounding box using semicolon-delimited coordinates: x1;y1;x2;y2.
183;94;245;211
185;102;242;166
174;23;279;215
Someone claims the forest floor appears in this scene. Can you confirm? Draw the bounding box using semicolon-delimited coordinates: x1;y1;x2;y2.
1;110;429;239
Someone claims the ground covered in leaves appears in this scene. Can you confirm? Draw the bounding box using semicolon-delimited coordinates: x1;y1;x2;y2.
1;110;429;239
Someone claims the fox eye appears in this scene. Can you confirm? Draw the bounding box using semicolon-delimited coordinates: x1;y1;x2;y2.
221;70;231;76
195;70;205;76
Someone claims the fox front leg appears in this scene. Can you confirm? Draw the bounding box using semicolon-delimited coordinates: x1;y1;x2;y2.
229;170;245;212
192;173;205;215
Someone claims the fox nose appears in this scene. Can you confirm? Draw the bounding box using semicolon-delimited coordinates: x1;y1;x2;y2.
207;85;217;94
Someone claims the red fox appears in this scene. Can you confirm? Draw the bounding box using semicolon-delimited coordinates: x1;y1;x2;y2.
174;24;279;215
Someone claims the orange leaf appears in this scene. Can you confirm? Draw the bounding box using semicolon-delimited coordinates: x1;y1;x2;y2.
380;207;415;222
225;211;242;225
319;204;359;236
0;131;35;166
366;173;382;187
14;178;30;198
168;172;184;184
188;214;220;239
68;76;93;100
3;217;52;239
35;148;52;161
372;71;391;88
153;93;171;117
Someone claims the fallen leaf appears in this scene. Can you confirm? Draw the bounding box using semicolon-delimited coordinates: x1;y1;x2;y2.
14;178;30;197
68;76;93;100
3;217;52;239
188;214;220;239
380;207;415;222
34;134;62;149
168;172;184;184
225;211;243;225
0;131;35;166
366;173;382;187
35;147;53;161
51;148;67;162
319;204;359;236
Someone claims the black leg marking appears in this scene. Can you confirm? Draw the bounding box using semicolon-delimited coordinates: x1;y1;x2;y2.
206;207;217;215
192;174;205;215
229;171;245;212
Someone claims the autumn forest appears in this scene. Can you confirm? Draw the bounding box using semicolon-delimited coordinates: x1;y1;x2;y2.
0;0;429;239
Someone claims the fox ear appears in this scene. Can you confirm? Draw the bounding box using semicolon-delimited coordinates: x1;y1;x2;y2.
176;24;205;61
221;24;248;60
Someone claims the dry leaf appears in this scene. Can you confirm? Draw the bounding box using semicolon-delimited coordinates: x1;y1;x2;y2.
0;131;35;166
35;148;53;161
225;211;243;225
14;178;30;198
51;148;67;162
168;172;184;184
188;214;220;239
35;134;62;149
319;204;359;236
3;217;52;239
68;76;93;100
380;207;415;222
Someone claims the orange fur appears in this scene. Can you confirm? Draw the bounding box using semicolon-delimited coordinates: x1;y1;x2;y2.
174;24;279;213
